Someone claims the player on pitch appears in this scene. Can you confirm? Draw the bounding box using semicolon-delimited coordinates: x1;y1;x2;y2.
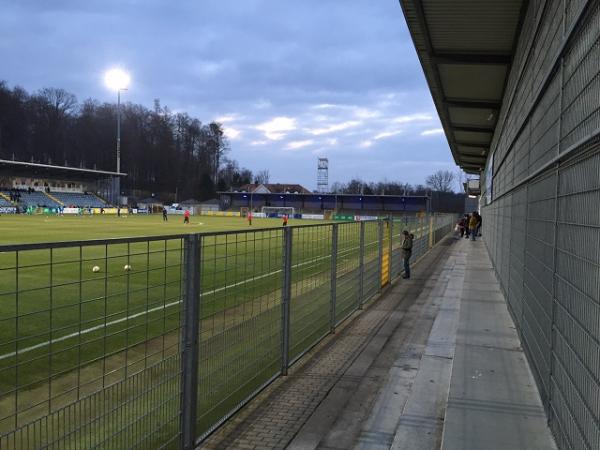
247;211;252;226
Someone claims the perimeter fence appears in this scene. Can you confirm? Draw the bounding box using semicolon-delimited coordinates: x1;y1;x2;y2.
0;214;455;449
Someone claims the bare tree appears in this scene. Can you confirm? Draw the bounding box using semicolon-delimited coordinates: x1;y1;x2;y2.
254;169;270;184
39;88;77;115
425;170;456;193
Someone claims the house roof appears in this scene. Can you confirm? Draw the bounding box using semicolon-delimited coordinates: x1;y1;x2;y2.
236;183;312;194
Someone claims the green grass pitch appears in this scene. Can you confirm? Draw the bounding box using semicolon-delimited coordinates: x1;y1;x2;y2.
0;213;412;448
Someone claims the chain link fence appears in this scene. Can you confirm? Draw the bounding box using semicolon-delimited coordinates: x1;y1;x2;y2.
0;214;455;449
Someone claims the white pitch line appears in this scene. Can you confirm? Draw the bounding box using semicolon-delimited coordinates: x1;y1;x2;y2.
0;244;362;361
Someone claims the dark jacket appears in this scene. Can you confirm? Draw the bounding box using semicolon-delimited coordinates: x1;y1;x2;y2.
401;235;413;258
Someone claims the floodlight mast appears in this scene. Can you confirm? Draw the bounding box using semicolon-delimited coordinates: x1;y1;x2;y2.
104;69;130;175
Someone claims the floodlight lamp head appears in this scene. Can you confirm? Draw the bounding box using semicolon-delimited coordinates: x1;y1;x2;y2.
104;68;130;91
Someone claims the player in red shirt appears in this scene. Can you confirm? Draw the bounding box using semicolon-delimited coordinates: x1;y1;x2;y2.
247;211;252;226
183;209;190;224
282;214;288;227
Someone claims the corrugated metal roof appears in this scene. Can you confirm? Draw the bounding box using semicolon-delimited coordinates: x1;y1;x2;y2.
399;0;526;172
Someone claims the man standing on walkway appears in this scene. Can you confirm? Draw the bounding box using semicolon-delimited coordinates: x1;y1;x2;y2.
469;212;478;241
401;230;413;279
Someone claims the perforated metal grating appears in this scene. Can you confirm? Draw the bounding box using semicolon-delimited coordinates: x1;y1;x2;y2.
481;1;600;448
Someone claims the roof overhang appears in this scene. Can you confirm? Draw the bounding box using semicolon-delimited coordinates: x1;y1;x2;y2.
399;0;527;173
0;159;127;179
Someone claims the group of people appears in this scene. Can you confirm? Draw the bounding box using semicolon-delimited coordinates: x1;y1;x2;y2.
457;211;482;241
162;207;191;224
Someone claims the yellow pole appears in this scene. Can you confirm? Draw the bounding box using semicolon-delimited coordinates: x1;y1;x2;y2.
428;214;434;248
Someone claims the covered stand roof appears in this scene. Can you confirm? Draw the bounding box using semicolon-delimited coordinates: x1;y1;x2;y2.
0;159;126;180
399;0;526;173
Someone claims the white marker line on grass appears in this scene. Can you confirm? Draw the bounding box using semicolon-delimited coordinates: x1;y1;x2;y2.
0;245;360;361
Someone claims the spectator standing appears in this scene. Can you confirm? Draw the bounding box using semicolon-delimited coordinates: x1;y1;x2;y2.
457;216;466;238
463;214;470;239
469;212;478;241
401;230;413;279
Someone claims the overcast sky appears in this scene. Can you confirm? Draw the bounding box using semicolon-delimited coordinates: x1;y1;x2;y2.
0;0;457;190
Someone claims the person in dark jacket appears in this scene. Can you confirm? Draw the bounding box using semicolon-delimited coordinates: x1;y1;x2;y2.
401;230;413;279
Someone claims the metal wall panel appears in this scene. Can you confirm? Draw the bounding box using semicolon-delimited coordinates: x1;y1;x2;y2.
482;2;600;448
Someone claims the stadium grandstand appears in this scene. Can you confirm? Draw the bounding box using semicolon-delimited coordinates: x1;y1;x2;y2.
220;191;429;215
220;189;472;216
0;159;124;211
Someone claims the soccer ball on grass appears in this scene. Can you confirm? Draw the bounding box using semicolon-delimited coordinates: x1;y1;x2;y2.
123;264;132;271
92;266;100;273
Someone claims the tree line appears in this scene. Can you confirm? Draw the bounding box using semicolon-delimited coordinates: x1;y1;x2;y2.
0;81;258;200
0;81;458;199
330;170;457;195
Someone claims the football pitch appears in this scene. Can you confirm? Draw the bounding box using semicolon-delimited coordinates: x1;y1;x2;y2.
0;213;312;244
0;213;418;448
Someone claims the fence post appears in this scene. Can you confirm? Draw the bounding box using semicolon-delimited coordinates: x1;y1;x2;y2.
377;220;383;293
181;234;201;450
330;223;339;333
428;213;434;248
358;221;365;309
281;227;292;376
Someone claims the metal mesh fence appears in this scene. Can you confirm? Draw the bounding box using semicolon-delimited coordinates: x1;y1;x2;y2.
481;2;600;448
0;237;185;449
0;215;455;449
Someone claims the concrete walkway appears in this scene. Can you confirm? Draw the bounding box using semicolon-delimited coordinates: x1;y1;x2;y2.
199;237;556;450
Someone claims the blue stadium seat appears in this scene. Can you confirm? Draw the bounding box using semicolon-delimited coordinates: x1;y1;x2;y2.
50;192;110;208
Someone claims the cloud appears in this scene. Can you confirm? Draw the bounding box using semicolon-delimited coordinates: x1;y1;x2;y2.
285;139;314;150
313;103;337;109
307;120;361;135
420;128;444;136
255;116;297;140
215;114;241;123
254;99;272;109
0;0;456;188
374;130;402;140
353;107;380;119
223;127;240;139
392;113;433;123
189;60;230;77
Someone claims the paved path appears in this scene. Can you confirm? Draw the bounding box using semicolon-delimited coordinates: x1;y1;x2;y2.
199;237;556;450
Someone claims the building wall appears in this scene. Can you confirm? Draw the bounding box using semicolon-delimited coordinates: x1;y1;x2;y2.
481;2;599;448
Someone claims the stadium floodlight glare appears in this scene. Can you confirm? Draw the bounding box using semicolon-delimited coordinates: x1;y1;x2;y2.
104;68;130;91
